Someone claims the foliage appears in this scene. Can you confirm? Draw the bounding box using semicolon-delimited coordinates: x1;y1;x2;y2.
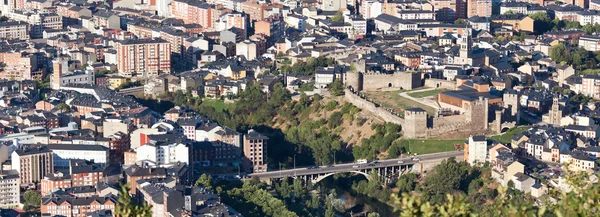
24;190;41;208
352;170;393;203
117;80;142;90
583;23;600;34
353;123;401;160
0;16;8;22
115;183;153;217
329;79;345;96
420;158;474;204
278;56;335;75
454;19;467;25
529;12;553;34
196;174;213;190
56;103;71;112
298;82;315;92
550;43;570;64
224;182;298;217
396;173;419;193
331;10;344;22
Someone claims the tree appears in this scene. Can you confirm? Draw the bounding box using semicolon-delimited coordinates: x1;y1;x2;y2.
24;190;41;208
396;173;418;193
196;174;213;190
519;32;527;42
420;158;471;204
331;10;344;22
173;90;187;106
329;79;344;96
0;16;8;22
529;12;553;34
56;103;71;112
367;212;381;217
115;183;153;217
454;19;467;25
550;43;570;63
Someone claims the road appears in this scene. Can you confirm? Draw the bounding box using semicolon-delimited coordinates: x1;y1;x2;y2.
249;151;463;179
399;88;441;110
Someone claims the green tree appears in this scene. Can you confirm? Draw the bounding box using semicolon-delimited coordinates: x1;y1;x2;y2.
56;103;71;112
329;79;344;96
529;12;553;34
24;190;41;208
454;19;467;25
115;183;153;217
196;174;213;190
550;43;570;63
331;10;344;22
396;173;419;193
420;158;470;204
367;212;381;217
173;90;187;106
519;32;526;42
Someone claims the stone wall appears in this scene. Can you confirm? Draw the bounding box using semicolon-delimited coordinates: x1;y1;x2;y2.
424;78;457;90
344;88;405;126
361;71;422;91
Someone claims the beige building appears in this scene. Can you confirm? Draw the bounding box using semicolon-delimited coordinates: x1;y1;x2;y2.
236;40;258;60
11;146;54;185
117;38;171;77
467;0;492;18
0;51;40;81
243;129;268;172
0;21;28;40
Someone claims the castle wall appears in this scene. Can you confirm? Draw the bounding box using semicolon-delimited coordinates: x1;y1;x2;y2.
361;72;421;91
343;88;405;126
424;78;456;90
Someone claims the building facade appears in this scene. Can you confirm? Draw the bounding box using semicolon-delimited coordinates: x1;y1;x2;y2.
116;38;172;77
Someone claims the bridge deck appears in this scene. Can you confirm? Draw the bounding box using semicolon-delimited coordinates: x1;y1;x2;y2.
249;151;462;179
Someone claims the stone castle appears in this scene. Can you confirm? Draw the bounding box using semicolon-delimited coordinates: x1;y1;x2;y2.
345;59;422;91
403;92;521;139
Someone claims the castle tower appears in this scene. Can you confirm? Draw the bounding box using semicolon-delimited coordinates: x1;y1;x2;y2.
404;108;428;138
51;57;68;90
466;96;488;132
549;94;562;125
503;91;520;122
345;70;363;92
495;110;502;133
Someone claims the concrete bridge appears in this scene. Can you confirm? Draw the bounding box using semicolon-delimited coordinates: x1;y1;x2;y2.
249;151;463;185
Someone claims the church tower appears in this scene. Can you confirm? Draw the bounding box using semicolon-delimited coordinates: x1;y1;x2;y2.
459;29;472;60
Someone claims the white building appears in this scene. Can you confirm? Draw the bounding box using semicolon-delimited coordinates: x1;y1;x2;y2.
0;170;19;208
47;144;109;168
135;142;189;165
579;35;600;52
467;136;487;165
236;40;258;60
314;66;342;89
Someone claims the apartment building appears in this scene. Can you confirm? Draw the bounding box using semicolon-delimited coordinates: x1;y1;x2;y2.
581;75;600;99
70;160;104;188
0;51;39;81
216;12;247;31
41;172;72;195
579;35;600;52
430;0;466;21
47;144;109;168
243;129;269;173
242;1;281;21
467;0;492;18
0;21;28;40
11;146;54;185
465;136;488;165
41;194;117;217
117;38;171;77
0;170;20;208
171;0;214;27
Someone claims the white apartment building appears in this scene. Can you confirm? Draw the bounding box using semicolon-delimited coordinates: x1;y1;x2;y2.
0;170;20;208
467;136;488;165
0;21;28;40
135;142;189;165
47;144;109;168
579;35;600;52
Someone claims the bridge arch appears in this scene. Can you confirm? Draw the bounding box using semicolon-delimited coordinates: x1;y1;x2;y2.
310;170;372;184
